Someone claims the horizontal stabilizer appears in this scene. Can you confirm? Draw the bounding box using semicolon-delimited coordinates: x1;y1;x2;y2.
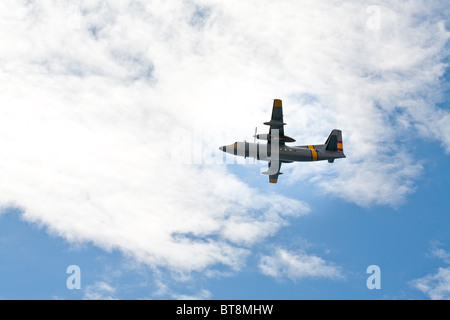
262;171;283;175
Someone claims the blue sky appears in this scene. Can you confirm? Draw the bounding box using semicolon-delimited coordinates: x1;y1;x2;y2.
1;145;450;300
1;0;450;300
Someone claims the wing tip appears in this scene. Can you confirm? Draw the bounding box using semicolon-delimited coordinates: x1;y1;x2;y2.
273;99;282;108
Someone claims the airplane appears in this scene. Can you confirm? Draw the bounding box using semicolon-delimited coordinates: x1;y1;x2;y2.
219;99;346;183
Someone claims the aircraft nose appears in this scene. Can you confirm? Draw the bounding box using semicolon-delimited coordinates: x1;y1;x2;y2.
219;146;225;152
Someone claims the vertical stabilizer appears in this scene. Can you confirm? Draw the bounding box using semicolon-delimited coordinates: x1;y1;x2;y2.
324;129;344;153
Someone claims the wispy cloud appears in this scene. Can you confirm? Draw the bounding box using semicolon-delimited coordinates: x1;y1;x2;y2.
412;267;450;300
411;244;450;300
259;248;344;281
430;244;450;264
173;289;212;301
83;281;117;300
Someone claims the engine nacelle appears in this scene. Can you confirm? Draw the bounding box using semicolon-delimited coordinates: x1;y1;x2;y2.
254;133;270;140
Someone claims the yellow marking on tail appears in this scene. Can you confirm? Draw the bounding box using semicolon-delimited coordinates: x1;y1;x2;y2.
273;99;282;108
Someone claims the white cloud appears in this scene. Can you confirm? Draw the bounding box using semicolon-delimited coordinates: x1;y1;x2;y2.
259;248;344;281
430;245;450;265
411;244;450;300
317;152;423;207
83;281;117;300
272;2;449;206
412;267;450;300
173;289;212;301
0;0;449;282
0;2;311;276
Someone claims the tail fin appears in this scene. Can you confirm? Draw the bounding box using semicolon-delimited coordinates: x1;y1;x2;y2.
324;129;344;152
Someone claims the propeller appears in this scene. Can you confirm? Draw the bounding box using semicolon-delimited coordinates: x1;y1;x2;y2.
253;127;257;164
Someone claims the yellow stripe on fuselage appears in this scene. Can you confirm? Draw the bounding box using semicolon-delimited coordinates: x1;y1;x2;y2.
308;145;318;161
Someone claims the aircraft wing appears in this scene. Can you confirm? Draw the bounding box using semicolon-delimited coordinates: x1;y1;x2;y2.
263;99;295;146
265;99;285;145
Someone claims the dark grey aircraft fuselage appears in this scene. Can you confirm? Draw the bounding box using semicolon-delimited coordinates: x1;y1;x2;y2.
219;141;346;163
